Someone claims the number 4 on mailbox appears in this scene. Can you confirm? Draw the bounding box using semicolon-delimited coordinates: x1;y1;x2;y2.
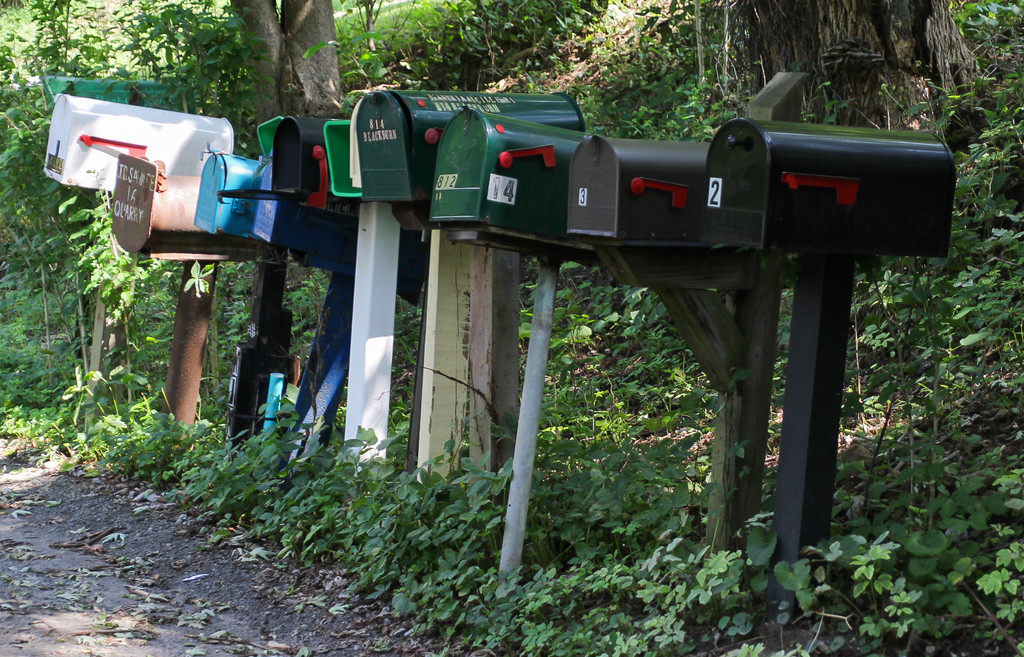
489;174;518;205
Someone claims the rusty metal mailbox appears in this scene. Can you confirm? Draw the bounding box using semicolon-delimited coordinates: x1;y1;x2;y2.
354;90;585;220
703;118;956;256
426;109;589;258
111;153;260;261
567;135;708;245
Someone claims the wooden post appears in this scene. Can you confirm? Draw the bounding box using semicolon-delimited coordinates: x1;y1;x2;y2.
469;246;520;470
698;72;806;549
164;260;216;425
704;252;784;549
414;233;473;468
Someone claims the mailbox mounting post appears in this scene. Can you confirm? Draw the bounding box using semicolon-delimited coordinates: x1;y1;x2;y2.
344;201;402;456
226;252;293;443
164;260;217;425
670;72;805;550
766;254;855;606
294;271;356;449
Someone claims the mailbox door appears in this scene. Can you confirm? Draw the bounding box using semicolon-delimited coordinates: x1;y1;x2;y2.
705;118;955;257
195;153;260;236
323;120;361;198
270;117;330;197
355;90;586;203
568;136;708;245
429;109;584;244
257;117;283;155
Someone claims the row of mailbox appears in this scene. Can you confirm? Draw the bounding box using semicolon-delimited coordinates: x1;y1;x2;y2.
45;90;955;261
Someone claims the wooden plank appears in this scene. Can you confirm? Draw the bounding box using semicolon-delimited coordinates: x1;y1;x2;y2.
468;246;520;470
595;246;758;290
748;72;807;121
705;252;783;549
415;233;473;468
656;288;745;392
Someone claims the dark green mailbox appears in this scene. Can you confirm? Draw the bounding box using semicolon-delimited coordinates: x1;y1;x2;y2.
427;108;590;257
703;118;956;257
567;135;708;245
354;90;585;215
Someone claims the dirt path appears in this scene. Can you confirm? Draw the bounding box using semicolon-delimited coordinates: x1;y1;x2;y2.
0;451;453;657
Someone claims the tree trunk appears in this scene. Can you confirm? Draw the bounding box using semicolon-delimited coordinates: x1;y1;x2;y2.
741;0;975;127
231;0;342;122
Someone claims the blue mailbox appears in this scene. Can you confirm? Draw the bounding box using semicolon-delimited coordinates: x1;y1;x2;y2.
194;152;262;237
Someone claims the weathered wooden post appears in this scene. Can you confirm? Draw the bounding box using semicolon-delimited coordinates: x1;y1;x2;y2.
469;247;520;470
414;235;473;466
701;72;805;549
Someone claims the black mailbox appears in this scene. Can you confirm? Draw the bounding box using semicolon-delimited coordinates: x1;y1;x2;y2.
568;135;708;245
703;118;956;257
271;117;331;208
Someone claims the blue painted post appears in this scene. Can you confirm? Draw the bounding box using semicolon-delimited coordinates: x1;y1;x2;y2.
294;271;357;453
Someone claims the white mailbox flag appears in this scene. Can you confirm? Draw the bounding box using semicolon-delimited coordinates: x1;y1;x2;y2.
44;94;234;191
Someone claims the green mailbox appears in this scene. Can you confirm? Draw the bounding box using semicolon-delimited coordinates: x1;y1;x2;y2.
354;90;585;225
427;108;591;258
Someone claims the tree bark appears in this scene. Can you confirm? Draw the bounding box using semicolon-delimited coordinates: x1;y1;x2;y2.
231;0;342;122
740;0;975;127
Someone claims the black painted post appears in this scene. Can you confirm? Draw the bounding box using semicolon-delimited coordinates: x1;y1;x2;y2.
226;249;293;443
767;252;856;608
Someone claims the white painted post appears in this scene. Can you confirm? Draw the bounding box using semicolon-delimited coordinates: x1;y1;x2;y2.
345;201;401;458
499;259;559;573
415;233;473;468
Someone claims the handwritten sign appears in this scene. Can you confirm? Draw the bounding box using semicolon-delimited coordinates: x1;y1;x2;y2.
112;154;157;252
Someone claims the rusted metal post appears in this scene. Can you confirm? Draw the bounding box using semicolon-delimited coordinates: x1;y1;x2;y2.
164;260;216;424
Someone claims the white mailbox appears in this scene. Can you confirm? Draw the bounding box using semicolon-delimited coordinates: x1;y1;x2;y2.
44;94;234;191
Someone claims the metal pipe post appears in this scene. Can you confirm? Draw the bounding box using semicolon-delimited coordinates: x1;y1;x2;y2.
499;259;560;573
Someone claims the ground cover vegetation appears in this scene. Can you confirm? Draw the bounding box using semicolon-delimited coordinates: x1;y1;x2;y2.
1;0;1023;654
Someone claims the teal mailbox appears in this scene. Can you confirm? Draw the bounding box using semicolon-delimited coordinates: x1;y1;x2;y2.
194;152;261;237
